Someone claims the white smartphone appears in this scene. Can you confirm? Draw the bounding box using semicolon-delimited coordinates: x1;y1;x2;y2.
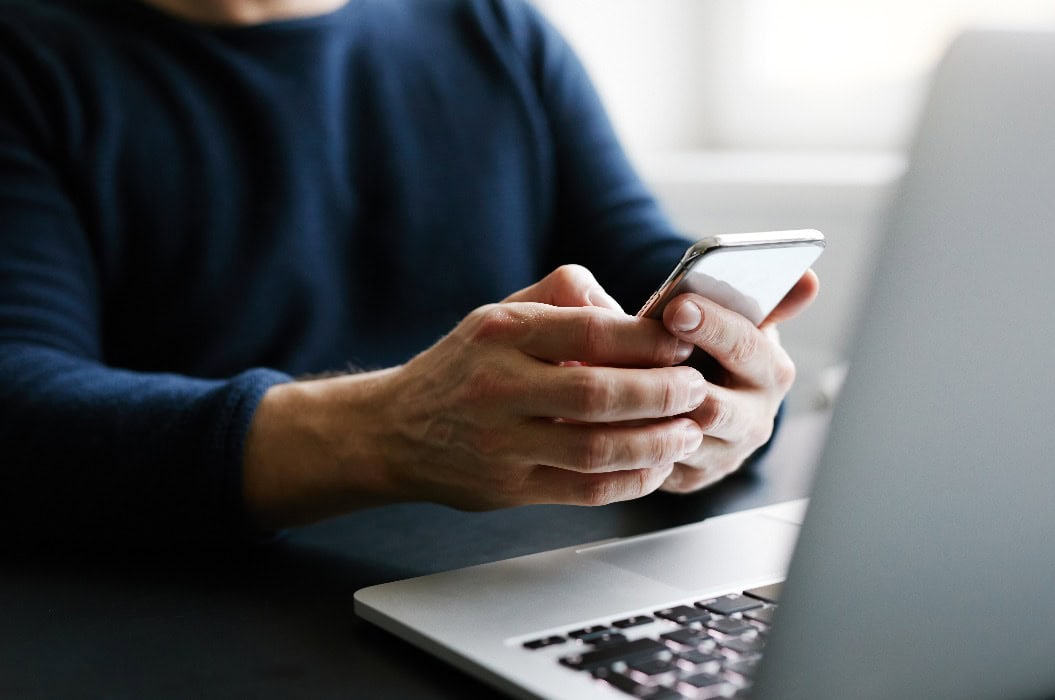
637;229;825;325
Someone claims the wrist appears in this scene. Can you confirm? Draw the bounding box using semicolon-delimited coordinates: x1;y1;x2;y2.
242;368;401;530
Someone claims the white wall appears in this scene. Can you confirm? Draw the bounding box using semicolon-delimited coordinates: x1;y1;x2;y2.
532;0;726;154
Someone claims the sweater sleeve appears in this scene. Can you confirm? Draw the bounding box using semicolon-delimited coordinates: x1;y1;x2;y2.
0;49;291;546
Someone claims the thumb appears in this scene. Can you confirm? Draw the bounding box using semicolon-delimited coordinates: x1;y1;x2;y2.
502;264;625;312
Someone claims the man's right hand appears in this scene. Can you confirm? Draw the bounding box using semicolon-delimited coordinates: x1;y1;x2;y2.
243;266;707;529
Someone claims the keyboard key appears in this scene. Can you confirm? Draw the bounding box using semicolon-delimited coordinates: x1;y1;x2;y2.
600;670;678;698
627;656;679;678
568;625;611;639
656;605;712;625
649;691;689;700
581;632;628;647
678;673;733;700
595;664;688;699
743;582;783;604
523;635;565;650
660;628;713;650
653;691;690;700
612;615;654;629
704;617;754;636
679;671;726;690
600;670;651;696
696;594;763;616
548;590;781;699
718;636;765;655
675;649;724;671
560;637;667;672
744;606;775;625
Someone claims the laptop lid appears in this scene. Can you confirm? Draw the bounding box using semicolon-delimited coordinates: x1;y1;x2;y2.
751;28;1055;700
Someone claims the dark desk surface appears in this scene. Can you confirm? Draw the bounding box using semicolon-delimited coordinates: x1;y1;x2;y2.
0;411;830;700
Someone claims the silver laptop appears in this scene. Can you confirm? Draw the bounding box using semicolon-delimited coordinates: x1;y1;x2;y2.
354;28;1055;700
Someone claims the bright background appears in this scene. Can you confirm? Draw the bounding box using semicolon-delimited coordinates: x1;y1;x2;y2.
533;0;1055;412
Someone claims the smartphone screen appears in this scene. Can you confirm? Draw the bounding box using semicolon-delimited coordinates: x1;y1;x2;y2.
638;231;824;326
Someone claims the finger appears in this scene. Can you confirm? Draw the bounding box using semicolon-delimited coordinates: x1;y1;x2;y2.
470;303;693;367
684;383;743;441
761;269;820;327
659;450;739;493
504;417;704;474
519;363;708;422
662;294;792;388
522;462;675;506
502;264;624;312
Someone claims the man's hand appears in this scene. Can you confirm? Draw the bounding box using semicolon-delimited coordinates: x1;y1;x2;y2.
374;265;708;510
656;270;820;492
244;265;708;528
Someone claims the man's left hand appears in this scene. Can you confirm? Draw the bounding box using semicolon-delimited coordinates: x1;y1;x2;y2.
657;270;820;492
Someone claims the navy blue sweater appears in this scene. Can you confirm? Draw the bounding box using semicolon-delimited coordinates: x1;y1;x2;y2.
0;0;696;544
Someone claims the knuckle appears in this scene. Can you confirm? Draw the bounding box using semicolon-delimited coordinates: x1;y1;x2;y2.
659;378;680;416
580;430;617;472
652;335;687;367
579;476;617;507
579;309;609;355
571;371;615;418
651;429;680;465
695;394;729;433
469;304;526;344
553;263;591;286
729;331;760;365
648;463;675;492
773;355;797;390
633;468;657;498
699;323;732;355
578;469;653;506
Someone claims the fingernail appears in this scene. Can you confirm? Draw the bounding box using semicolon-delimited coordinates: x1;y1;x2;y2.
688;377;708;409
671;301;702;332
587;287;624;313
674;341;695;363
683;422;704;454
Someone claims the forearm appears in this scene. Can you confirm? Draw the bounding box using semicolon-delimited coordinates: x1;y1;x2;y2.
242;368;403;531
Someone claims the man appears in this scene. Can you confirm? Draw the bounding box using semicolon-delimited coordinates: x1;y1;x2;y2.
0;0;819;544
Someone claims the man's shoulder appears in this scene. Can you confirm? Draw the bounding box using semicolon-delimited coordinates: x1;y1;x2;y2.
0;1;133;152
460;0;554;41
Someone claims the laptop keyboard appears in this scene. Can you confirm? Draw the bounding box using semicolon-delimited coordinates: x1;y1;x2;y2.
520;582;783;699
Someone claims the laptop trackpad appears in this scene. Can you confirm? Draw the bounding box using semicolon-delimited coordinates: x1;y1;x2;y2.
578;513;799;592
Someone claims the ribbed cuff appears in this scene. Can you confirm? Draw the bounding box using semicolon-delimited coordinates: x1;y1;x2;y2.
213;367;293;542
